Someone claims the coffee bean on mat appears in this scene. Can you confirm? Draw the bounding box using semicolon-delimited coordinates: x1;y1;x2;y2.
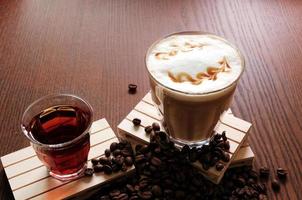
144;125;153;134
84;168;94;176
152;122;160;131
132;118;141;126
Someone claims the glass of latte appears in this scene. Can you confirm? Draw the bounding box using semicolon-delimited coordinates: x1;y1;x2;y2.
145;31;244;147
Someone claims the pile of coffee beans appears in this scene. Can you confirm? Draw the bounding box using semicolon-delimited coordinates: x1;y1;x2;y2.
86;121;287;199
85;140;134;175
89;130;271;199
143;120;230;171
194;131;230;171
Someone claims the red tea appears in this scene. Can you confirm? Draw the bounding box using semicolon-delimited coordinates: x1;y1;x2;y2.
27;105;91;176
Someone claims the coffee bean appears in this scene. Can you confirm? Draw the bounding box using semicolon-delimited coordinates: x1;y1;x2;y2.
149;132;157;143
138;179;149;189
151;185;162;197
213;147;224;158
142;169;152;176
105;149;111;157
249;170;259;180
153;147;161;154
103;165;113;175
222;131;227;141
181;145;190;155
202;162;210;170
251;183;267;194
129;195;139;200
210;156;219;167
93;164;103;173
128;84;137;94
271;179;280;192
163;189;173;198
259;194;268;200
138;191;152;199
216;141;225;148
117;140;127;149
132;118;141;126
135;154;146;163
200;144;210;153
84;168;94;176
121;163;128;172
99;157;110;165
113;149;121;157
135;144;143;152
276;168;287;180
100;196;110;200
222;152;230;162
91;158;99;165
235;177;246;188
175;190;185;199
145;125;153;134
152;122;160;131
116;193;128;200
224;141;230;150
214;133;222;141
216;163;224;171
115;156;125;166
126;184;135;193
121;149;132;157
150;156;162;167
110;142;118;152
259;166;270;179
109;189;120;197
247;178;256;185
189;147;197;162
201;153;211;165
158;131;168;141
125;156;133;166
112;164;120;172
139;145;149;154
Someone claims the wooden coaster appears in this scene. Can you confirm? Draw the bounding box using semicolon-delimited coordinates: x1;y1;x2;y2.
118;92;253;184
1;119;134;200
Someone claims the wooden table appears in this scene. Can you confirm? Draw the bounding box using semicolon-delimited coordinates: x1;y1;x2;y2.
0;1;301;199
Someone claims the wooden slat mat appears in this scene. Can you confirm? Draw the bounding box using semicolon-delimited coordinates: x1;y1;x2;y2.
1;119;134;200
118;92;253;184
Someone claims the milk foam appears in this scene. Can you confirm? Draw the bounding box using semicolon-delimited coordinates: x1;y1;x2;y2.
146;34;243;94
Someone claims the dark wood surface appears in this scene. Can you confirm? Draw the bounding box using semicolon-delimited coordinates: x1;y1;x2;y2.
0;0;301;199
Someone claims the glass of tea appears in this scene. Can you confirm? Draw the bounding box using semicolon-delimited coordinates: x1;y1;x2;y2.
21;94;93;181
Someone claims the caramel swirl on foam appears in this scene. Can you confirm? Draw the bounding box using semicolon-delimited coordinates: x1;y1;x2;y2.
167;57;231;85
155;41;205;60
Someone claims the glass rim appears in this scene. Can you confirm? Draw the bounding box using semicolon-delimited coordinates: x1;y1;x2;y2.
144;31;245;96
21;93;93;149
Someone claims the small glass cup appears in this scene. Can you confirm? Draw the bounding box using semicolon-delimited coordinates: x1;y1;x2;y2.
21;94;93;181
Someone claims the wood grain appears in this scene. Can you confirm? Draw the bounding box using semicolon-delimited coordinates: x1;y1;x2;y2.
0;0;301;199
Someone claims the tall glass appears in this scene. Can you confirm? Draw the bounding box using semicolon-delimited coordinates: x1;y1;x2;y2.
145;31;245;147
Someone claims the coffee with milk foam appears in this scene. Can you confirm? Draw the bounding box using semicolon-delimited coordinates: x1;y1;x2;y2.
146;32;245;146
146;34;243;94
